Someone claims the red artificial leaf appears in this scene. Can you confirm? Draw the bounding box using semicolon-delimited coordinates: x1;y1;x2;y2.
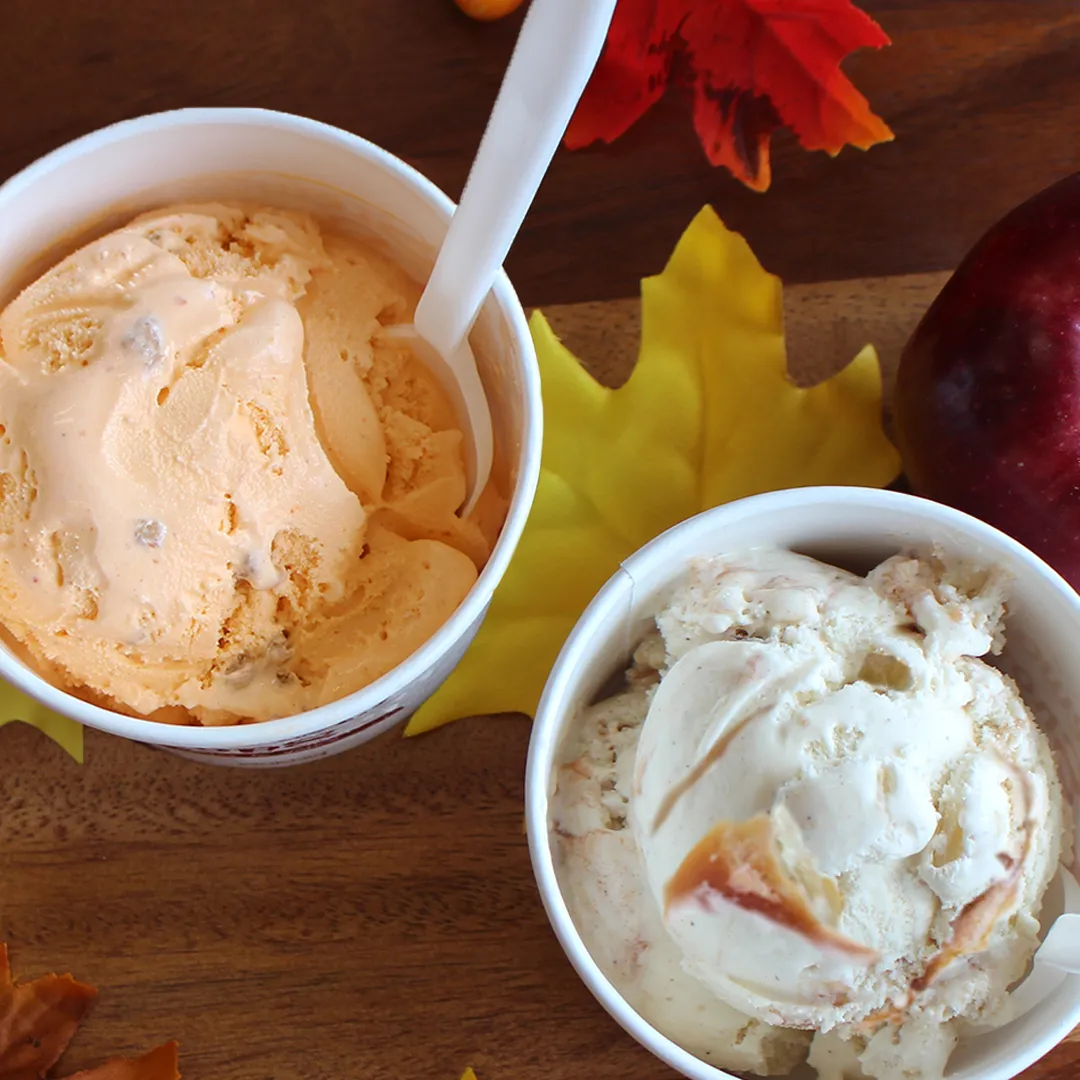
63;1043;180;1080
566;0;894;191
0;944;97;1080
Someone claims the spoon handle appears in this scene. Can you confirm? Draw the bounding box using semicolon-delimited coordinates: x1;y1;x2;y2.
415;0;617;358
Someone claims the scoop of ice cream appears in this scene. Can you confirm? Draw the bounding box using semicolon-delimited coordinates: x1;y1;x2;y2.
551;548;1065;1080
0;203;501;723
634;550;1061;1058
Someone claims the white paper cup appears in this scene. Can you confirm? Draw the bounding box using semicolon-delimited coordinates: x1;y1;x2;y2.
0;108;541;766
526;486;1080;1080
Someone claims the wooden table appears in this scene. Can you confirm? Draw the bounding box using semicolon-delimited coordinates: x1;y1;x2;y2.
3;4;1080;1079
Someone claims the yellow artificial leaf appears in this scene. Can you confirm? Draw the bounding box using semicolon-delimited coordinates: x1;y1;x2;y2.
0;683;83;762
460;1071;479;1080
406;206;901;735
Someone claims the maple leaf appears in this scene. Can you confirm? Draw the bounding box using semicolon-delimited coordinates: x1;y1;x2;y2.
565;0;894;191
405;206;900;735
0;944;97;1080
63;1043;179;1080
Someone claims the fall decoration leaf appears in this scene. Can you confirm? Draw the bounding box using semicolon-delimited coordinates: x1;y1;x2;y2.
0;944;97;1080
0;683;83;764
460;1071;479;1080
64;1044;179;1080
405;205;900;735
0;946;178;1080
565;0;894;191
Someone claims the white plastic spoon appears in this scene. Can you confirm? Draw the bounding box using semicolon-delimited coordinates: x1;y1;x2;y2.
386;0;618;516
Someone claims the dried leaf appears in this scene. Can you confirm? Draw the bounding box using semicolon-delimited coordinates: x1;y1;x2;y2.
63;1043;179;1080
566;0;893;191
0;944;97;1080
406;206;899;734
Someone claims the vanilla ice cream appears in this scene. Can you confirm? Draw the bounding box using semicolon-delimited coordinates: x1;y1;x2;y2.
551;548;1065;1080
0;203;504;724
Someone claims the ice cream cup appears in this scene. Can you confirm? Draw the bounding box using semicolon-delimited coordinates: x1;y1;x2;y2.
0;108;541;766
526;486;1080;1080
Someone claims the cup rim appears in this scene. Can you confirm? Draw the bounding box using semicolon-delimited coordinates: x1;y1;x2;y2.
0;106;543;749
525;485;1080;1080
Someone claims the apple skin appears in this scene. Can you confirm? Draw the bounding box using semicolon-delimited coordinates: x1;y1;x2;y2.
893;172;1080;589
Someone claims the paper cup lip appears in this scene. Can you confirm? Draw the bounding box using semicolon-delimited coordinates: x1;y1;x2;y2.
0;107;543;750
526;485;1080;1080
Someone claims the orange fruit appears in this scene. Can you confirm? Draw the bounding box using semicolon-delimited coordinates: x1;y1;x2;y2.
454;0;526;21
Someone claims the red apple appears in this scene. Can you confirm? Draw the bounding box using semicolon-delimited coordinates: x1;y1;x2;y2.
893;172;1080;589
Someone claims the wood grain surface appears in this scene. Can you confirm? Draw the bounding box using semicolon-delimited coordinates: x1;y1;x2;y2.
3;272;1079;1080
3;1;1080;306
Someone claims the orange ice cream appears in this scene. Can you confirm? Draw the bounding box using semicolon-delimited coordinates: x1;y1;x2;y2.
0;203;503;725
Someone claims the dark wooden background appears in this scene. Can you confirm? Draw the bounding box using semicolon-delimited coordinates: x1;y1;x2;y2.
3;3;1080;1079
4;0;1080;307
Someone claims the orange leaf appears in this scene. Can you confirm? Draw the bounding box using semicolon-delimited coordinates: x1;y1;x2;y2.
0;944;97;1080
566;0;894;191
63;1043;180;1080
